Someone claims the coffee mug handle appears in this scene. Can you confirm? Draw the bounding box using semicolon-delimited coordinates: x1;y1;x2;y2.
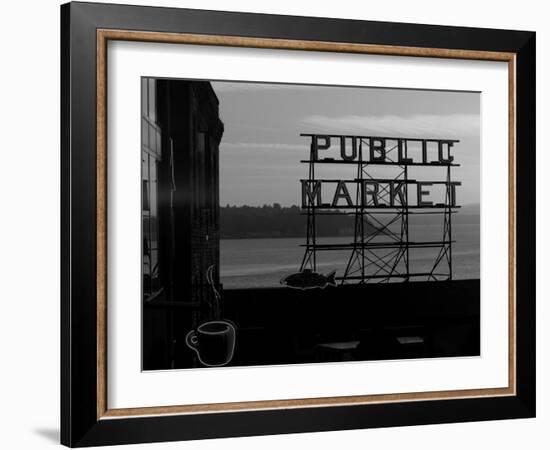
185;330;199;351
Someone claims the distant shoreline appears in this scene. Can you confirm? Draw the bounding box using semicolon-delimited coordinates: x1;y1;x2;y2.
220;204;479;241
220;224;480;240
222;236;305;240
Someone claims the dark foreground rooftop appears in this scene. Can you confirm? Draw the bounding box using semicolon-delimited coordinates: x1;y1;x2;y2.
144;279;480;370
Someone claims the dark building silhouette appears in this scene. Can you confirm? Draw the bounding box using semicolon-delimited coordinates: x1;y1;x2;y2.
142;78;224;369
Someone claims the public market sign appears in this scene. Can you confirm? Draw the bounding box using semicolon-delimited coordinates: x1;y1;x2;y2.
300;134;461;209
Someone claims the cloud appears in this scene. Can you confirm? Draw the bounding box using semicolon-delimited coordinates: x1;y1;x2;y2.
220;142;305;153
212;81;330;94
212;82;298;93
301;113;480;139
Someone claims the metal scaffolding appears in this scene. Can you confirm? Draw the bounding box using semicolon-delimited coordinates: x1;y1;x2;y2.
299;133;460;284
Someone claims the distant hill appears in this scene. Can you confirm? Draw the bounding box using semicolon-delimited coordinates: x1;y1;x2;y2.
219;204;478;239
220;204;378;239
409;203;480;226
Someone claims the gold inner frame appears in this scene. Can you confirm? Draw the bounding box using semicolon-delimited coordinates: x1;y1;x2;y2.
96;29;517;420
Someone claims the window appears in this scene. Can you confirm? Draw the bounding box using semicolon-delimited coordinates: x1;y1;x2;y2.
141;78;162;299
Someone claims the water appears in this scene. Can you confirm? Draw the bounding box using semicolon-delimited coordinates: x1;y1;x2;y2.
221;223;480;289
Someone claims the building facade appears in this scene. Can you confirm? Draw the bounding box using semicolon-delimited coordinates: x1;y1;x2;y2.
142;78;224;370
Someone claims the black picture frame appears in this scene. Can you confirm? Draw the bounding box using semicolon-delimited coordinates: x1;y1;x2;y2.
61;1;535;447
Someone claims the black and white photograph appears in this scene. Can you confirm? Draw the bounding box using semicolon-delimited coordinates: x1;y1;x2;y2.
141;78;481;370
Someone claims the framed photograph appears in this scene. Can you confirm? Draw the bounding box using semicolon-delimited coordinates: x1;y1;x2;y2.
61;1;536;447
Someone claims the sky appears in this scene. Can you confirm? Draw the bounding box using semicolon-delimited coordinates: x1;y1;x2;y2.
211;81;480;208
